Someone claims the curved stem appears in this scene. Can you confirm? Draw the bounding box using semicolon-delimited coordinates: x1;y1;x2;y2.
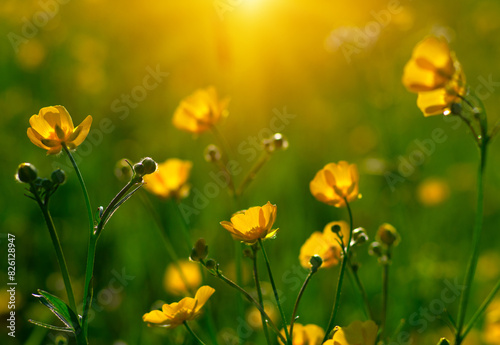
323;198;354;342
251;247;272;345
347;265;372;320
236;152;271;197
381;251;390;340
31;188;77;314
172;199;193;252
81;235;97;336
455;142;487;345
258;239;290;344
289;270;314;340
184;321;207;345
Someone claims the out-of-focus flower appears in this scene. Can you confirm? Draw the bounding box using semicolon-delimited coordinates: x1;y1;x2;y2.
299;221;349;269
310;161;359;207
402;36;466;116
246;301;278;330
220;202;278;244
484;299;500;345
143;159;192;200
279;323;324;345
27;106;92;155
163;260;202;295
324;320;378;345
172;86;229;134
376;223;400;247
417;178;450;206
143;285;215;328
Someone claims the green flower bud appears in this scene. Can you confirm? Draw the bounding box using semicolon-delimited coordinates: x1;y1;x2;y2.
205;259;217;270
309;255;323;273
41;178;53;190
368;242;383;257
204;144;222;162
16;163;38;183
51;169;67;185
377;223;400;247
141;157;157;175
190;238;208;262
133;162;145;176
351;227;368;246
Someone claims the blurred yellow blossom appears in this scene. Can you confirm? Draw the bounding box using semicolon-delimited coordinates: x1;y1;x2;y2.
417;177;450;206
142;285;215;328
27;106;92;155
402;36;466;116
172;86;229;134
310;161;359;207
143;159;192;200
484;299;500;345
279;323;325;345
163;260;202;296
220;201;278;244
299;221;349;269
324;320;378;345
246;301;278;330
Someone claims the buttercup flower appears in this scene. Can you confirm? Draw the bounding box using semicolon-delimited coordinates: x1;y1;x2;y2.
27;105;92;155
310;161;359;207
220;201;278;244
402;36;466;116
143;285;215;328
483;299;500;345
172;86;229;134
163;260;202;296
279;324;325;345
246;301;278;330
299;221;350;269
143;159;192;200
324;320;378;345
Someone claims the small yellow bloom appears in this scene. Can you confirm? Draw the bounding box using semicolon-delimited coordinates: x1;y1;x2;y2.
299;221;349;269
310;161;359;207
27;105;92;155
246;301;278;330
163;260;202;296
483;299;500;345
143;159;192;200
417;177;450;206
402;36;466;116
279;323;325;345
143;285;215;328
172;86;229;134
220;201;278;244
324;320;378;345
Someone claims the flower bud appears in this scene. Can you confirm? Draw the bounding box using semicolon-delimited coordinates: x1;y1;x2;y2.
41;178;53;190
350;227;368;246
204;144;221;162
16;163;38;183
205;259;217;270
377;223;400;247
133;162;145;176
115;159;133;182
331;224;342;235
450;103;462;115
271;133;289;151
141;157;157;175
51;169;66;185
309;255;323;273
190;238;208;262
368;242;383;257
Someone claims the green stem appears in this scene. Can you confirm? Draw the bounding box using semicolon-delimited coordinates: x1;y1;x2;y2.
323;198;354;342
31;187;78;315
455;142;487;345
172;199;193;251
258;238;290;344
81;235;97;336
347;265;372;320
234;241;245;345
462;278;500;339
203;261;287;344
236;152;271;197
381;253;390;339
251;246;272;345
289;270;314;340
184;321;207;345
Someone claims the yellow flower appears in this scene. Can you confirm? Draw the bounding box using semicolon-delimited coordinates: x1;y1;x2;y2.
310;161;359;207
279;324;325;345
299;221;349;269
220;201;278;244
172;86;229;134
163;260;202;296
246;301;278;330
324;320;378;345
143;159;192;200
402;36;466;116
417;177;450;206
483;299;500;345
143;285;215;328
27;105;92;155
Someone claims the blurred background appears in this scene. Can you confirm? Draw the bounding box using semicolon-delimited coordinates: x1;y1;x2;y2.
1;0;500;344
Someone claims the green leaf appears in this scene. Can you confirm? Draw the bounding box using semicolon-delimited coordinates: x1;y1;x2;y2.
28;319;73;332
33;290;81;333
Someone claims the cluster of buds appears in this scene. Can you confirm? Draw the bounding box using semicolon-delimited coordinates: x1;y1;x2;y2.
262;133;289;153
190;238;218;271
133;157;157;178
16;163;67;203
369;223;400;265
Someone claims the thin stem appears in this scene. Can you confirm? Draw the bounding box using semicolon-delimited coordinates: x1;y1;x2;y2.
323;198;354;342
381;254;390;339
202;262;287;344
347;265;372;320
234;241;245;345
251;246;272;345
236;152;271;197
453;113;480;146
258;239;290;344
455;142;487;345
184;321;207;345
30;187;77;314
289;270;314;340
81;235;97;336
62;144;93;234
462;278;500;340
172;199;193;252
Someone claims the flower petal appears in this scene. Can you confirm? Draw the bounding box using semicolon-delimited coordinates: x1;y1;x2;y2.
70;115;92;146
194;285;215;313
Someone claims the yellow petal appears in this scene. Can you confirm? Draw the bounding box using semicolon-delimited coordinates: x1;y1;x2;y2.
70;115;92;146
27;128;50;150
194;285;215;313
143;310;169;324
